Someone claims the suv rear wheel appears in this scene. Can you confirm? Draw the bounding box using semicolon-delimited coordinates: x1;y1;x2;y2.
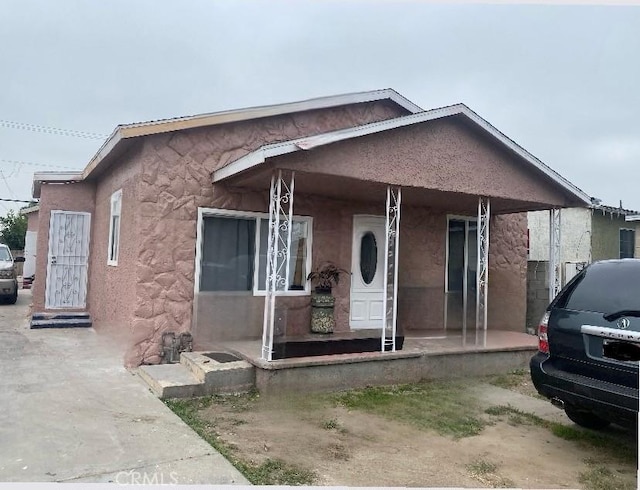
564;405;610;430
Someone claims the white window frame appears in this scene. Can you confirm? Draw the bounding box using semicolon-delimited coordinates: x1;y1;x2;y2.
194;207;313;296
107;189;122;266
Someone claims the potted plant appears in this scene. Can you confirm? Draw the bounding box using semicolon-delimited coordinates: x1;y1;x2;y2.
307;263;349;334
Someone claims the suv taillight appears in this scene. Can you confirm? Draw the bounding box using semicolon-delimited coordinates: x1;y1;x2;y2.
538;312;550;354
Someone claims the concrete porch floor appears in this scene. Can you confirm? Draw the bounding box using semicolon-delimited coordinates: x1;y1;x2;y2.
218;329;538;394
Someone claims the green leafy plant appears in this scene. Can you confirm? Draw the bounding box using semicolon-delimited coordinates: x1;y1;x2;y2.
307;262;349;292
0;209;27;250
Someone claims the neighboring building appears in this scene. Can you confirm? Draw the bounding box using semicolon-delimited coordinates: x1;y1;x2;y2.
29;89;591;367
19;205;39;286
526;203;640;332
528;203;640;277
625;214;640;258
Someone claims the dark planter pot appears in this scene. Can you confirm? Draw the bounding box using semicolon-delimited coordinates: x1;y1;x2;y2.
310;291;335;334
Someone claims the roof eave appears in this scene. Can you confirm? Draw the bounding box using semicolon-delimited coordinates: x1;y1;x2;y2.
79;88;422;183
212;105;592;207
19;204;39;215
32;171;84;199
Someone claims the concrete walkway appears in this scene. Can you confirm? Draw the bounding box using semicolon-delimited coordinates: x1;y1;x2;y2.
0;290;248;484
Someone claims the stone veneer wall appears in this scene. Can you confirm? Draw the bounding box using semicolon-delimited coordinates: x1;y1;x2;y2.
487;213;528;330
128;100;408;365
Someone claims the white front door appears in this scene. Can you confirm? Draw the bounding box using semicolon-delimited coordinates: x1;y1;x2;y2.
45;211;91;309
350;215;385;329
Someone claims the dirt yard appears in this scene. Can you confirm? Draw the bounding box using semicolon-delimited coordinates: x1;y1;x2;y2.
168;372;637;489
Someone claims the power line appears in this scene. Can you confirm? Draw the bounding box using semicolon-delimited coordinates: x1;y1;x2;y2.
0;158;80;170
0;170;16;199
0;119;108;140
0;198;35;203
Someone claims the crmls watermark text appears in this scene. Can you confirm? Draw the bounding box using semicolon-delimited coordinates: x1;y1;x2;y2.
115;470;179;485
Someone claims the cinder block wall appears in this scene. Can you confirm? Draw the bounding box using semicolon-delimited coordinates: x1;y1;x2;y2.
526;261;549;332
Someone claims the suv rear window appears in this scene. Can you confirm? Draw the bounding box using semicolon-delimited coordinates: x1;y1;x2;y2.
556;261;640;314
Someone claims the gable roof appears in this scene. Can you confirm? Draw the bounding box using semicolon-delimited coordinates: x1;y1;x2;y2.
32;89;422;198
213;103;592;206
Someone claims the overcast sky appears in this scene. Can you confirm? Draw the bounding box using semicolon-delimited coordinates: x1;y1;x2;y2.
1;1;638;216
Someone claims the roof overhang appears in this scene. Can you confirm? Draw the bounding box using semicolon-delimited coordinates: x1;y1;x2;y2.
32;171;84;199
19;204;39;215
626;214;640;222
36;88;422;197
212;104;592;207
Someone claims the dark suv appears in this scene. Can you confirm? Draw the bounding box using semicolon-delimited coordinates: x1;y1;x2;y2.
530;259;640;429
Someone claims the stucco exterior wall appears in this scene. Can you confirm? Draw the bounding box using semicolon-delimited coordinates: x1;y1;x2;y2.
192;202;528;349
275;118;574;208
192;193;383;349
130;100;408;365
527;208;592;263
26;210;39;232
32;182;96;312
88;143;143;348
397;207;447;332
591;211;634;261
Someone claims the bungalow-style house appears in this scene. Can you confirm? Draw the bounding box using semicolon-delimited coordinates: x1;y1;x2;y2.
30;89;591;368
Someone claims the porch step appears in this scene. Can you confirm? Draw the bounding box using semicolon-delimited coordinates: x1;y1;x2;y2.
30;312;92;329
181;351;255;394
137;364;205;399
136;351;255;400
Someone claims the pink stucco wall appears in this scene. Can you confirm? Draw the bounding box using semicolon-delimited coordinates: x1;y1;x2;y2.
274;118;577;209
26;210;39;232
87;144;142;351
32;182;96;312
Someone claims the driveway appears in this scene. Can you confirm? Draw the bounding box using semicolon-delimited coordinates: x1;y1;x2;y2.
0;290;248;484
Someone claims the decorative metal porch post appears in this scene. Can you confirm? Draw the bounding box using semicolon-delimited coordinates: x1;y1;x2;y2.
261;170;295;361
382;186;401;352
548;208;561;303
475;197;490;347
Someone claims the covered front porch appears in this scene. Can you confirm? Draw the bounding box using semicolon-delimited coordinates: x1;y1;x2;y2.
193;105;590;364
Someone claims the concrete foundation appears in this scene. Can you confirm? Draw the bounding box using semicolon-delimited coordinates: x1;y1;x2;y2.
250;348;536;394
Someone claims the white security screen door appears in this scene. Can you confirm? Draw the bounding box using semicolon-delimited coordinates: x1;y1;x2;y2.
45;211;91;309
350;216;385;329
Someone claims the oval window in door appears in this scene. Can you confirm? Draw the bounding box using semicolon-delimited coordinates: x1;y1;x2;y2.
360;231;378;285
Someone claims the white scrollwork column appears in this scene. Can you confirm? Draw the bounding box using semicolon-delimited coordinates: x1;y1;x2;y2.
261;170;294;361
382;186;401;352
475;197;490;347
549;208;561;303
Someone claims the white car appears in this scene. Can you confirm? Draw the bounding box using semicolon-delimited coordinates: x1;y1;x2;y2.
0;244;25;304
